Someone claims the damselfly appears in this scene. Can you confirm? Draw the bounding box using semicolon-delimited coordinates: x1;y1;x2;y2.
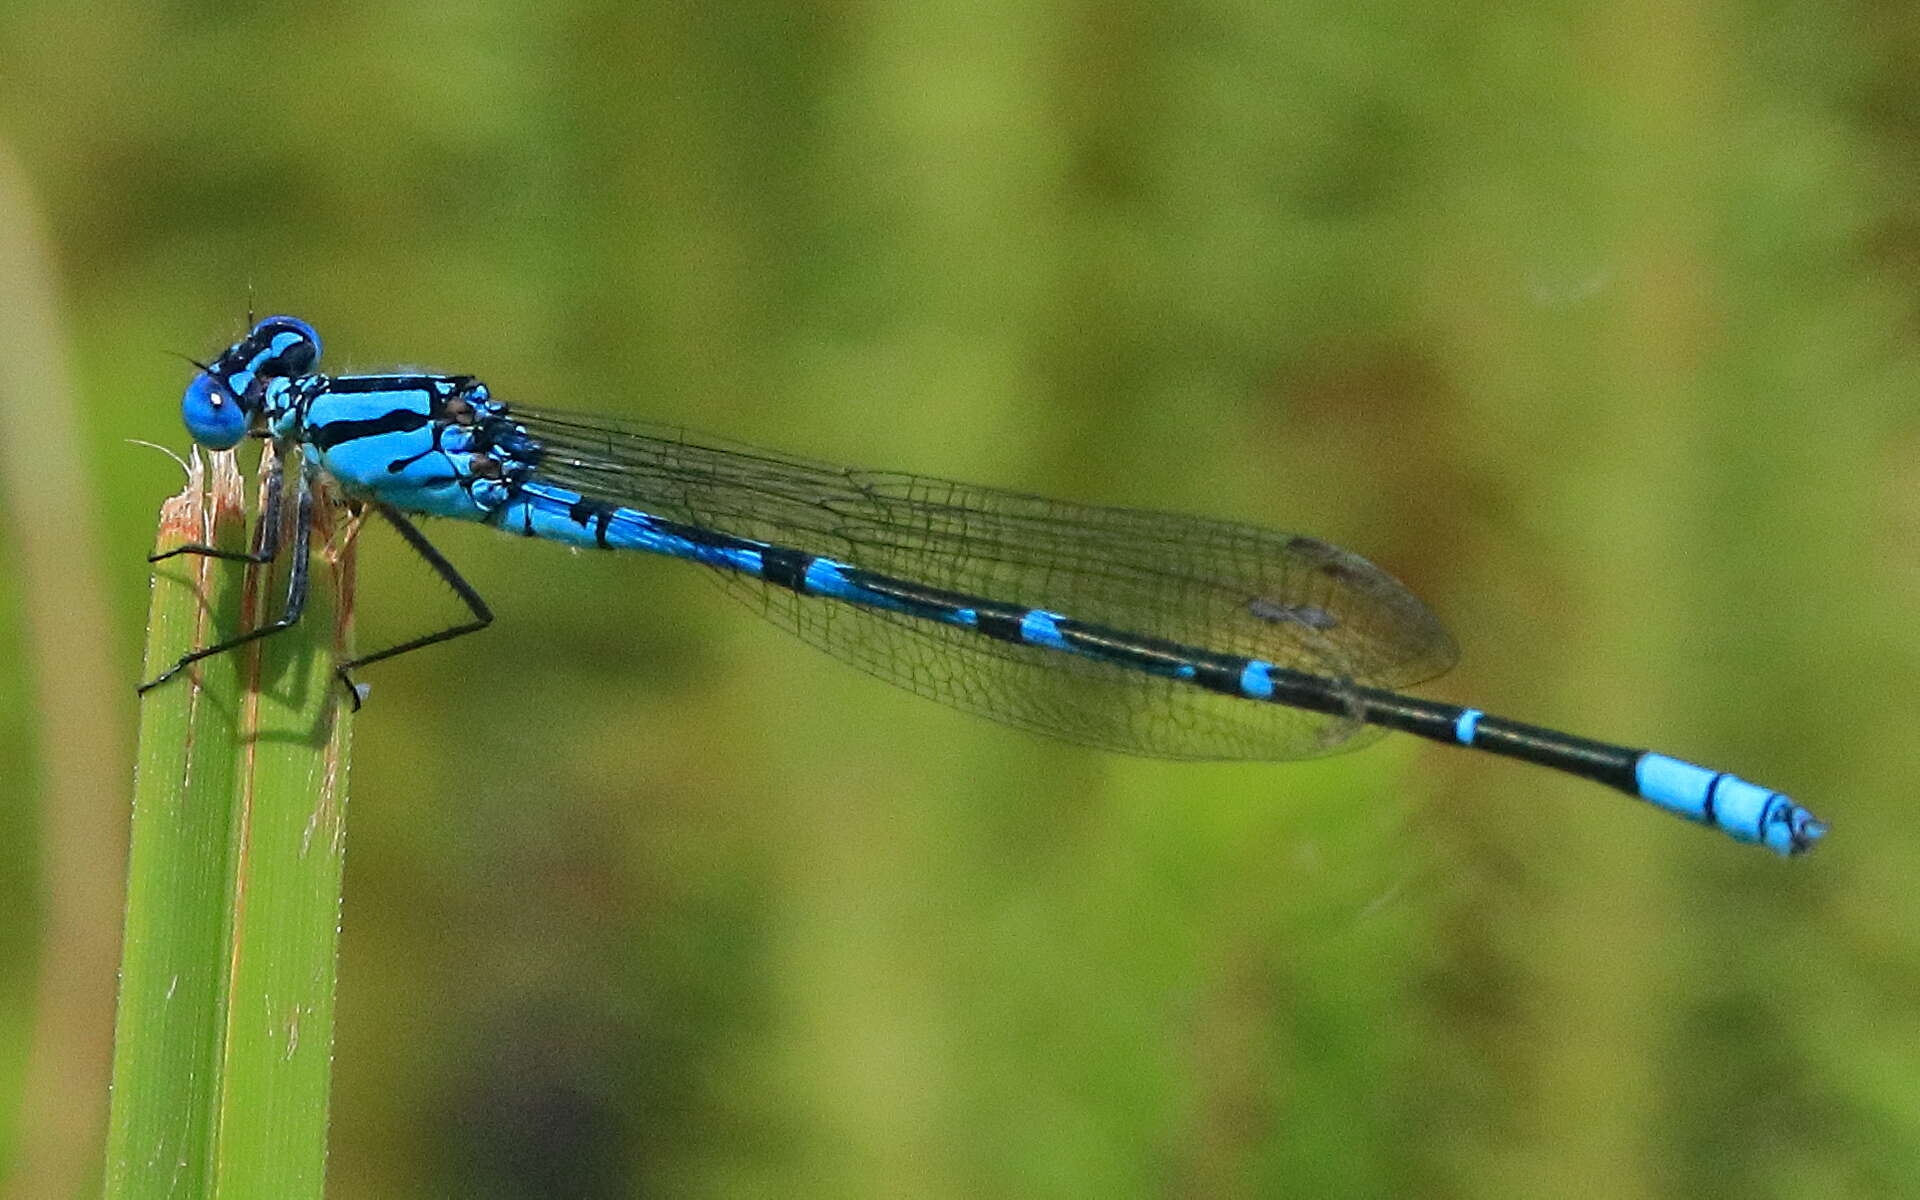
142;317;1825;856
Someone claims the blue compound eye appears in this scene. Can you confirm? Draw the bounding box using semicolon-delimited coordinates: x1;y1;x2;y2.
181;372;249;449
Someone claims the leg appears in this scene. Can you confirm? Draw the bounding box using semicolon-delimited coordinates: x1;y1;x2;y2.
149;447;286;566
138;462;315;693
333;503;494;708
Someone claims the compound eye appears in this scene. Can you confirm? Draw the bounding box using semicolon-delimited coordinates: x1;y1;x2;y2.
181;372;248;449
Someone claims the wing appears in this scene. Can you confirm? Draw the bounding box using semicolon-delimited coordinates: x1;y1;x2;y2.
514;406;1458;761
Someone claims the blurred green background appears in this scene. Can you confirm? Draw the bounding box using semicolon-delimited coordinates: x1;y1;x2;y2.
2;1;1916;1196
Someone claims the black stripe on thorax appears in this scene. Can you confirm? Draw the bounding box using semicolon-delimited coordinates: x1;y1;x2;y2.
307;407;432;451
321;374;445;393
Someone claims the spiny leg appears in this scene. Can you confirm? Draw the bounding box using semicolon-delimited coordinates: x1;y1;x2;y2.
148;445;286;566
138;460;314;694
333;503;494;708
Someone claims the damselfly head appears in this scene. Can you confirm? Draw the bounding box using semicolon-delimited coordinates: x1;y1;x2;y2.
179;314;325;449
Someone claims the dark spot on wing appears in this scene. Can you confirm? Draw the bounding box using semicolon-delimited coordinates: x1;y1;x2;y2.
1246;598;1340;629
1285;535;1376;586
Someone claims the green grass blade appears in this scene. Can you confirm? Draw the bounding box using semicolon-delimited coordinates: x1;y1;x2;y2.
105;450;355;1200
210;461;356;1198
106;450;252;1198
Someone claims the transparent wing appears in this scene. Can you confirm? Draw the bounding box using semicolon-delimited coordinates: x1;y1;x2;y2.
514;406;1458;761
